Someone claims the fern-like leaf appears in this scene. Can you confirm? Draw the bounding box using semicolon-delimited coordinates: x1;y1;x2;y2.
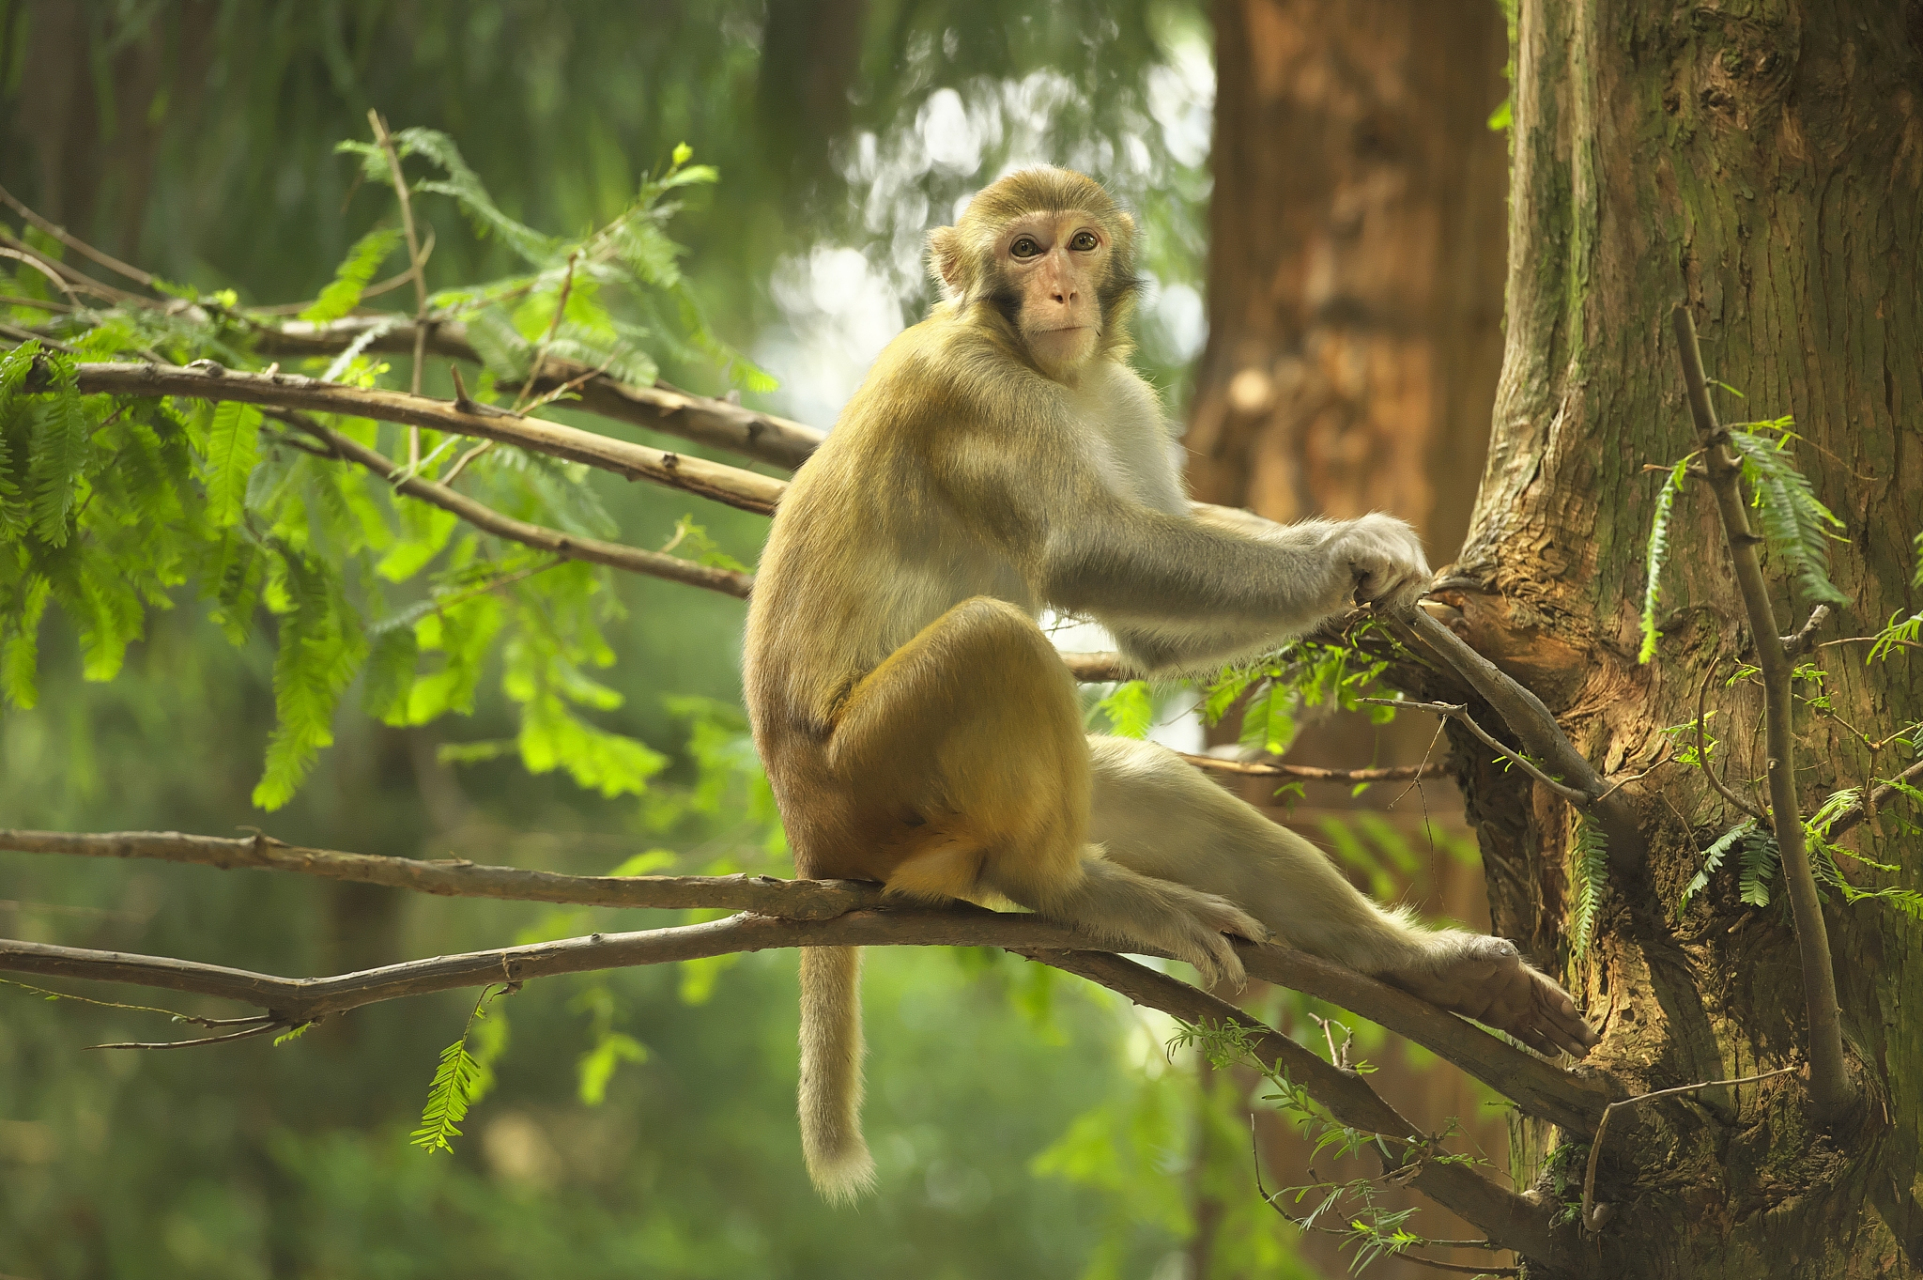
26;356;87;546
1679;818;1755;909
300;225;403;323
410;986;508;1153
252;552;367;809
1567;817;1608;959
203;400;262;528
1727;427;1848;606
1639;458;1690;664
1094;680;1155;739
1737;828;1780;907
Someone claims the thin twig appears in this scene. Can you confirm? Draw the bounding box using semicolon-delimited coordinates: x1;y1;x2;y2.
1177;753;1446;783
513;250;577;412
86;1019;297;1051
368;109;430;462
0;246;83;304
54;360;787;516
1359;699;1590;805
0;292;75;313
1580;1065;1796;1231
282;410;753;596
0;183;157;286
1673;305;1850;1122
253;315;823;470
1824;755;1923;842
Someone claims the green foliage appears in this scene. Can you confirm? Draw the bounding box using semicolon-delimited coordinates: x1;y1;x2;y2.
1200;629;1395;761
2;123;762;814
1680;819;1757;909
1566;817;1608;960
1726;419;1849;606
1639;457;1690;664
1092;680;1156;739
411;985;512;1154
300;226;403;323
1737;827;1780;908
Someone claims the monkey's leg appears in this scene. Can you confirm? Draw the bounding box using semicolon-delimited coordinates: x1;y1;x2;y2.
828;597;1264;987
1087;737;1598;1057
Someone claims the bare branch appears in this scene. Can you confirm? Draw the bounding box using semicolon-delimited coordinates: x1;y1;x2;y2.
0;826;1605;1132
0;828;879;918
0;183;157;287
278;412;751;598
1579;1065;1797;1232
1024;951;1562;1260
56;360;786;516
1672;305;1850;1122
1361;698;1590;805
254;316;823;470
1178;754;1447;784
1781;604;1832;659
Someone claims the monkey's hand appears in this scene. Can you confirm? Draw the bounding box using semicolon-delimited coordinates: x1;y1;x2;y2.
1328;514;1431;612
1384;936;1601;1059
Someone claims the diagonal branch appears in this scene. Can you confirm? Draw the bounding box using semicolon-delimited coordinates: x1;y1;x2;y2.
1392;606;1650;875
278;411;751;597
1037;951;1563;1261
1672;305;1851;1122
0;916;1561;1257
0;826;1605;1133
55;359;786;516
253;316;824;470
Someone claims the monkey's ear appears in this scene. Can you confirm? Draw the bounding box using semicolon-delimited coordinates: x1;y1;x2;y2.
927;226;967;298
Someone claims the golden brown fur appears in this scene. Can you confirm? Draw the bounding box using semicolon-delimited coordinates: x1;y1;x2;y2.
744;168;1599;1202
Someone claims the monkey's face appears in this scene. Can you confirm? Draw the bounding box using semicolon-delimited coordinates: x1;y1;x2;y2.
996;211;1111;378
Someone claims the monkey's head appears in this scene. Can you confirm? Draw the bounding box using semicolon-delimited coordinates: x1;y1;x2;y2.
928;167;1141;379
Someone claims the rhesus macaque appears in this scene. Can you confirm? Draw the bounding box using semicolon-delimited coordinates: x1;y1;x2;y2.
744;167;1598;1202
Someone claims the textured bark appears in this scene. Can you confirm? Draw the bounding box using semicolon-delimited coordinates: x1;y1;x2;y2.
1446;2;1923;1275
1190;2;1516;1274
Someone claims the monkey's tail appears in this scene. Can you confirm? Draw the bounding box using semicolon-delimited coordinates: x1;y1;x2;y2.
798;945;876;1203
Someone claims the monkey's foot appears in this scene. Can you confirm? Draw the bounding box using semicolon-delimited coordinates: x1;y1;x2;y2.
1385;937;1600;1059
1124;890;1267;993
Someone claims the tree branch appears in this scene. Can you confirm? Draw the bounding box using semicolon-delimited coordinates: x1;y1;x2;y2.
278;411;751;598
0;914;1560;1256
57;359;786;516
1392;606;1651;875
0;182;157;287
1824;756;1923;843
1672;305;1851;1122
0;826;1606;1133
1030;951;1562;1260
253;316;824;470
1360;698;1589;804
1178;754;1447;783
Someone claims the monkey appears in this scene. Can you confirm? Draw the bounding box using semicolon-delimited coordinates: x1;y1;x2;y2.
742;167;1599;1204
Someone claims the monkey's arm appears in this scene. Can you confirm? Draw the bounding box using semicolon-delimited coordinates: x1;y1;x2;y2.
1188;501;1289;540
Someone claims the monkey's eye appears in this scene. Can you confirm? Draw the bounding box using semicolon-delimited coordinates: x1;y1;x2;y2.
1069;230;1099;251
1010;237;1042;258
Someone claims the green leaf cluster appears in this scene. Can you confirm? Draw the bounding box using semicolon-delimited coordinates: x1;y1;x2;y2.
1726;419;1849;606
2;125;766;814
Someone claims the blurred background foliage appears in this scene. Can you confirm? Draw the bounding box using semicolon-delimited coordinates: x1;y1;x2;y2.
0;1;1358;1276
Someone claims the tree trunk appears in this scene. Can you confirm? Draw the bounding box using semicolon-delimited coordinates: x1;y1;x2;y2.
1441;1;1923;1274
1189;1;1515;1274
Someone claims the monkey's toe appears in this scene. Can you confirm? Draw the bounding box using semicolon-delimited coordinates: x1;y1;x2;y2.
1386;939;1598;1059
